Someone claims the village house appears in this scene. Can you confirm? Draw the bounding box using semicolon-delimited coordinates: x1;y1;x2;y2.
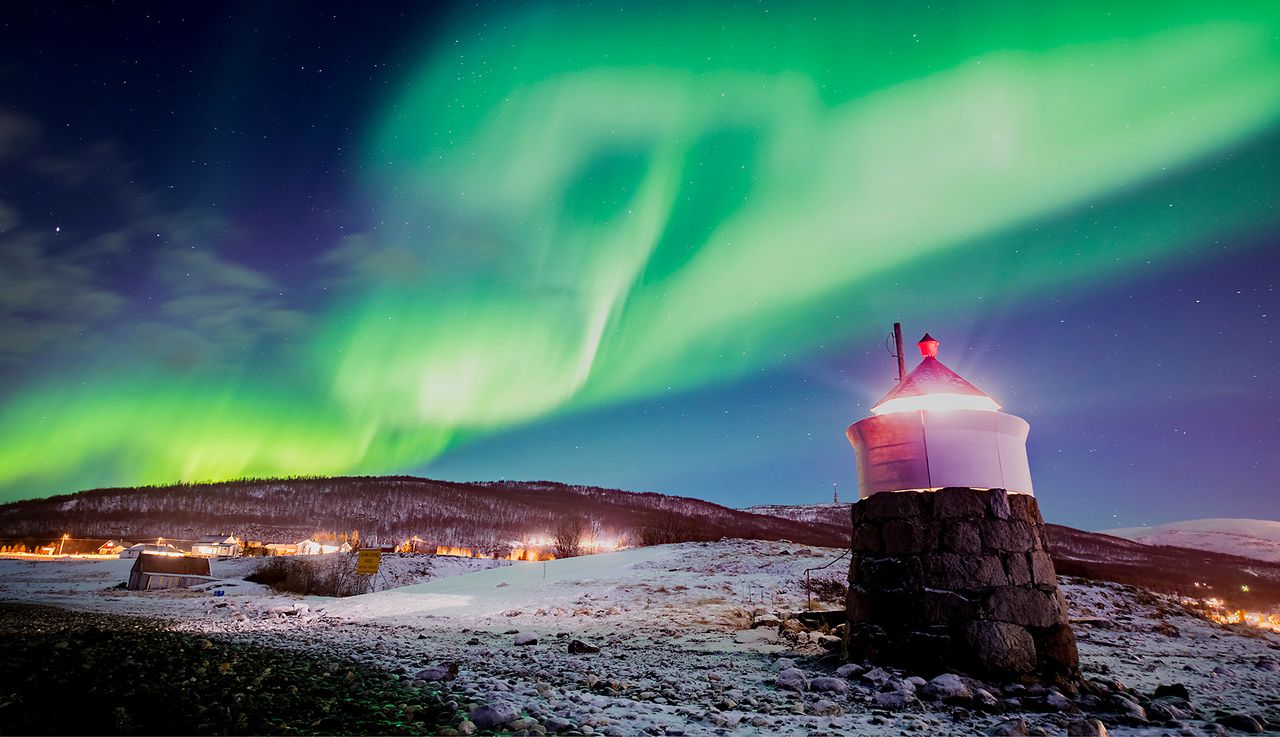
295;538;352;556
97;540;132;556
190;535;242;557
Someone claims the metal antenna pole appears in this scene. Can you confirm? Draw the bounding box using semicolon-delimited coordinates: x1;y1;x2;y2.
893;322;906;383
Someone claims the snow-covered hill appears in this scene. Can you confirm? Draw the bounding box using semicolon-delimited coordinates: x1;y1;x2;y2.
744;503;851;525
1103;518;1280;563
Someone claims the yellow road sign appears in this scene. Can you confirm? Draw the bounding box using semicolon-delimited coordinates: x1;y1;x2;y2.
356;549;381;575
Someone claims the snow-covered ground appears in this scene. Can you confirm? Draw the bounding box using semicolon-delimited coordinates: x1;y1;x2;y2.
1104;518;1280;563
2;541;1277;736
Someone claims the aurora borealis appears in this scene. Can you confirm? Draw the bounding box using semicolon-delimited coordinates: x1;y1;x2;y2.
2;2;1278;528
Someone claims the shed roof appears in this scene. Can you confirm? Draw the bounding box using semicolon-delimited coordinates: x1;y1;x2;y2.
133;553;211;576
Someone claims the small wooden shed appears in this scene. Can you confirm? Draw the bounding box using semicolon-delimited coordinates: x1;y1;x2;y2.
127;553;213;591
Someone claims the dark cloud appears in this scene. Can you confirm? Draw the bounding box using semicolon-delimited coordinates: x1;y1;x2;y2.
0;107;310;375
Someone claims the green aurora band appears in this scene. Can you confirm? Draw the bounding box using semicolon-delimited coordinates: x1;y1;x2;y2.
3;0;1280;499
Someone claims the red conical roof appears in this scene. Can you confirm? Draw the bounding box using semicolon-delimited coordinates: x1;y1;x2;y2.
870;334;1000;415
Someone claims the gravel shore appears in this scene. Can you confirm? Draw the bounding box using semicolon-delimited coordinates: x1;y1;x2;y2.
0;603;453;735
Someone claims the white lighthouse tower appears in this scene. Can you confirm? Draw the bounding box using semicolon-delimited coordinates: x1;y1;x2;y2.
846;331;1033;498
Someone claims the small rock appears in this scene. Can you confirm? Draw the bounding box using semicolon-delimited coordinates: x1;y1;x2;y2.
861;666;893;686
809;677;848;694
775;668;808;692
811;699;843;716
567;639;599;654
986;717;1028;736
772;657;798;671
543;717;573;733
514;633;539;646
873;690;920;711
1146;701;1184;722
921;673;972;703
1217;714;1264;734
1110;695;1146;722
974;688;1000;709
415;663;459;682
1045;691;1079;713
1153;683;1190;701
457;720;477;736
752;614;782;629
836;662;865;679
1152;622;1180;638
1066;717;1108;737
1254;657;1279;673
470;702;520;730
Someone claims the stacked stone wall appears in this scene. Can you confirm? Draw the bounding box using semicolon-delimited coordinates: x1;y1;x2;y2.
846;487;1079;684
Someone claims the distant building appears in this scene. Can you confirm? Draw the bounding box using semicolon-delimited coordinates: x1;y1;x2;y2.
126;553;213;591
190;535;242;558
295;538;352;556
118;543;183;559
98;540;132;556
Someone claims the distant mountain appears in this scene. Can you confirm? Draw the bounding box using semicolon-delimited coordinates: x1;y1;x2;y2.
1102;518;1280;563
743;503;851;525
0;476;842;550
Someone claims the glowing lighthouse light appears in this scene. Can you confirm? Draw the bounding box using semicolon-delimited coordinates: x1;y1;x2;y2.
870;334;1002;416
847;331;1034;498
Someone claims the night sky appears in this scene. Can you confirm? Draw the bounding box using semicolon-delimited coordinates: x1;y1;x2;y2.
1;1;1277;530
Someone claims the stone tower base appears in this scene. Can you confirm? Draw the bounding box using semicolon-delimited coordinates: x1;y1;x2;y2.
845;488;1080;684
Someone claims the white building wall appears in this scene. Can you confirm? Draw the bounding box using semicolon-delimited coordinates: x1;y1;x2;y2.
847;409;1033;498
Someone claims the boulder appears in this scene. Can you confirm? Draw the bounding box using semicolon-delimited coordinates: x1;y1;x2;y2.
1109;695;1146;722
1217;714;1264;733
567;639;599;654
986;717;1029;736
470;702;520;730
873;690;921;711
513;633;538;646
750;614;782;630
1152;683;1190;701
1066;717;1108;737
415;662;459;682
811;699;843;716
835;662;865;679
921;673;972;702
774;668;808;692
809;676;849;694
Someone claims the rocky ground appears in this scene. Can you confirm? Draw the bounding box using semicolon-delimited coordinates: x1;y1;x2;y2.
0;603;454;735
2;541;1278;736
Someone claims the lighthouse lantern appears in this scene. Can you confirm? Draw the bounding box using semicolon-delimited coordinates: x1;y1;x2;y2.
847;332;1034;498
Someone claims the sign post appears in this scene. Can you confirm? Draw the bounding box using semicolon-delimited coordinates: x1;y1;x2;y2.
357;548;382;592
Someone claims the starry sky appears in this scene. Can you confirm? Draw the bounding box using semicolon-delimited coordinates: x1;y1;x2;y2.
1;1;1277;530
